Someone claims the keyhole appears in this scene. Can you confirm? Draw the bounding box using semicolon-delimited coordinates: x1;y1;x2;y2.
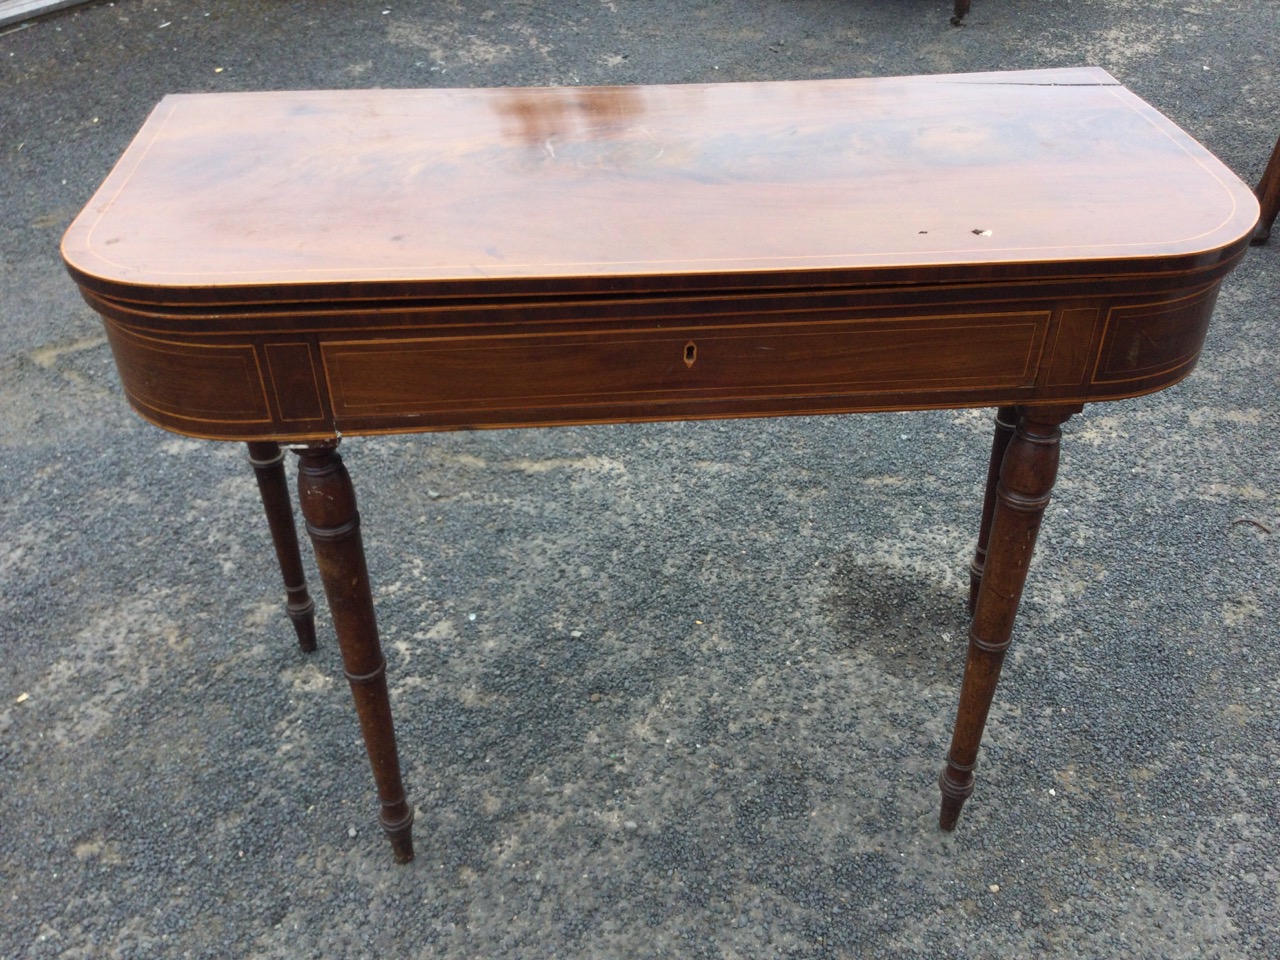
684;341;697;368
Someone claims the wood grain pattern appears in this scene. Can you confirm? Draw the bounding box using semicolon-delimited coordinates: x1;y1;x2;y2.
1094;287;1219;384
79;271;1242;440
321;311;1047;416
62;69;1257;442
101;324;271;427
63;68;1256;305
264;343;325;423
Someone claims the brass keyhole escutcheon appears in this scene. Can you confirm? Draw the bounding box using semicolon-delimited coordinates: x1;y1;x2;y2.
684;340;697;368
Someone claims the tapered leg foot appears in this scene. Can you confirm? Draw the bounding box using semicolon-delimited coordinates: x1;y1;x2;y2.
951;0;971;25
940;404;1079;830
295;441;415;864
247;441;317;652
938;765;973;831
968;406;1018;615
383;806;416;864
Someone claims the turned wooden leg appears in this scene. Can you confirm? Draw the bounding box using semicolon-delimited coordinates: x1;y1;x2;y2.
969;406;1018;615
295;441;415;863
939;404;1079;830
1252;134;1280;245
247;441;317;653
952;0;971;24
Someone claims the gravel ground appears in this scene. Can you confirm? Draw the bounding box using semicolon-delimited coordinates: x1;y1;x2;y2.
2;1;1278;957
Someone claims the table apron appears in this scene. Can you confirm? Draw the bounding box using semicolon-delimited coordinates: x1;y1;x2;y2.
88;281;1223;440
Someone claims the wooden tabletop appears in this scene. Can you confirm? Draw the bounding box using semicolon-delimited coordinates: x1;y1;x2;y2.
62;67;1258;305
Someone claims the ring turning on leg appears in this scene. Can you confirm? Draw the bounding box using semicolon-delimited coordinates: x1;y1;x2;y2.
969;406;1019;615
295;441;414;863
940;404;1079;830
247;441;317;652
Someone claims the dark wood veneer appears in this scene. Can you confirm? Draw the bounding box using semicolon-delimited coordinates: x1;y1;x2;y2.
62;69;1258;863
86;273;1235;441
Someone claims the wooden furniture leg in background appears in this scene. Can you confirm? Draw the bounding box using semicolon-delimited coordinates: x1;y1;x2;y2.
247;442;317;652
969;406;1019;614
940;404;1079;829
295;442;415;863
952;0;971;24
1252;134;1280;244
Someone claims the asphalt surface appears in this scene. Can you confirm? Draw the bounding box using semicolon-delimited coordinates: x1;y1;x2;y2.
2;1;1278;957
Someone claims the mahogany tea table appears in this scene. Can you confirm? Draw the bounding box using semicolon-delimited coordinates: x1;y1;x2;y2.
62;68;1259;863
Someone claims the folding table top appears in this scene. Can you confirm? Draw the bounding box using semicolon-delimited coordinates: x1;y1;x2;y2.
62;67;1258;307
